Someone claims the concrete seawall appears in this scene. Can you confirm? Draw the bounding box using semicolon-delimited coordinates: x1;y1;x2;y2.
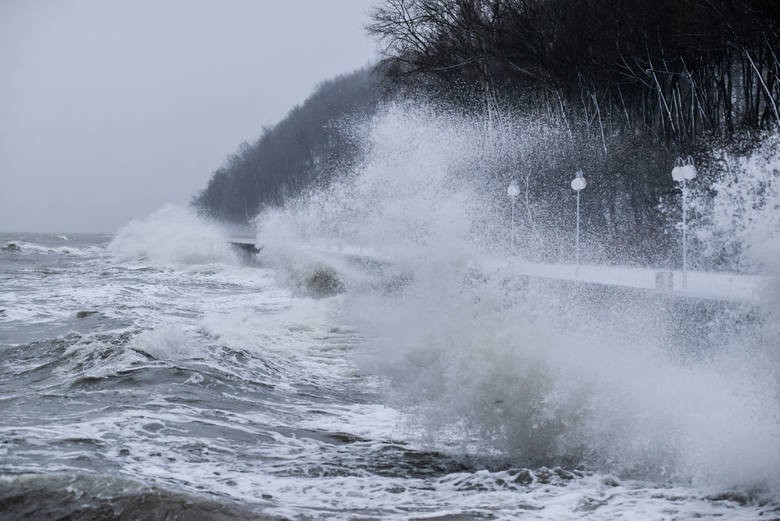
516;274;760;356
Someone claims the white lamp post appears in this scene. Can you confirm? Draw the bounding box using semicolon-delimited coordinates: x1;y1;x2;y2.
570;169;586;275
507;180;520;253
671;156;697;288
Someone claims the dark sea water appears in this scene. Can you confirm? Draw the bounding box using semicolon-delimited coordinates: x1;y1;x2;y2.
1;229;779;521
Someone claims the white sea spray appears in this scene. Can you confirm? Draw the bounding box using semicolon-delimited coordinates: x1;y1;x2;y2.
108;204;237;265
255;103;780;495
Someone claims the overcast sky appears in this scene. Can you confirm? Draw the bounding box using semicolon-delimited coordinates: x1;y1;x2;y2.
0;0;378;233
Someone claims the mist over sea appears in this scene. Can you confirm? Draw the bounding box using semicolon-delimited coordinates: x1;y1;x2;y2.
2;107;780;520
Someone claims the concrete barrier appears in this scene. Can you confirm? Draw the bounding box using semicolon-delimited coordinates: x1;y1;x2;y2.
655;271;674;291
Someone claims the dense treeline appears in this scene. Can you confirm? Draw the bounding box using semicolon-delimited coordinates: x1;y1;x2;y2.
368;0;780;265
370;0;780;144
193;69;381;223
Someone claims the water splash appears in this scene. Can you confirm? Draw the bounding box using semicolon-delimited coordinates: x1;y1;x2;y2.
255;103;780;494
109;204;236;265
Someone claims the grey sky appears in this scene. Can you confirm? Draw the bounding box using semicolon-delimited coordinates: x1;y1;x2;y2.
0;0;378;233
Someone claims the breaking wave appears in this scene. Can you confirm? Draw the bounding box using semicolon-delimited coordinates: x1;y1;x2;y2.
109;205;237;265
255;103;780;495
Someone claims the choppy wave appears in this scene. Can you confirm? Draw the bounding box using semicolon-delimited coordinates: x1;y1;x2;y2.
0;473;265;521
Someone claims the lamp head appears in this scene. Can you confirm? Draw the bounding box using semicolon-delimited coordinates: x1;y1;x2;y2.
507;180;520;198
672;156;696;182
571;169;586;191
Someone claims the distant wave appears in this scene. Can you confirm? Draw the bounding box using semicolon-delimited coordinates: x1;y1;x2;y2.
1;240;97;257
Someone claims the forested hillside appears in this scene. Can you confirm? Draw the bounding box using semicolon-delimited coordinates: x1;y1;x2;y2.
193;68;382;223
194;0;778;266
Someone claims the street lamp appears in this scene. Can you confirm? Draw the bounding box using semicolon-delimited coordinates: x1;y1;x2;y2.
507;180;520;253
570;169;586;276
671;156;697;288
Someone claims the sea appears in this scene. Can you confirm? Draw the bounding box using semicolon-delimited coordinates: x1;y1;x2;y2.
2;107;780;520
0;220;778;520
